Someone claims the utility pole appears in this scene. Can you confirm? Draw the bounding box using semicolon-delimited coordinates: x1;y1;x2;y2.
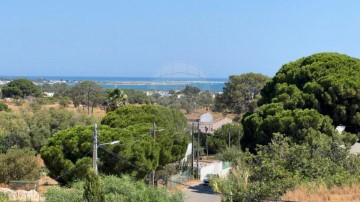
239;129;241;148
196;120;200;179
191;122;194;176
228;129;231;148
152;122;156;187
205;126;208;156
92;124;98;174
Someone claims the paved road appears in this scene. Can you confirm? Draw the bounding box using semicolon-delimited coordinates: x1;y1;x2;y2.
184;182;221;202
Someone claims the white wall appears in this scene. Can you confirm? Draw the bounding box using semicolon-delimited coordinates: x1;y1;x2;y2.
199;161;231;180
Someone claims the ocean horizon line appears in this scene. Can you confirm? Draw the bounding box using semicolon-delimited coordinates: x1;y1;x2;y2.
0;75;228;80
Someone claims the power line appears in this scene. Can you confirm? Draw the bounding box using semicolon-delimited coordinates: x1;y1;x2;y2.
55;148;93;181
98;145;151;174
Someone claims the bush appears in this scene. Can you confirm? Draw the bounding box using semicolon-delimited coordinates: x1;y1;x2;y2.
0;192;10;202
0;148;41;184
0;102;10;112
45;187;83;202
45;175;184;202
36;97;57;105
83;169;105;202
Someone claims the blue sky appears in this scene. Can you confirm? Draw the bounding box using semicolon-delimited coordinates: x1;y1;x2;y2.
0;1;360;78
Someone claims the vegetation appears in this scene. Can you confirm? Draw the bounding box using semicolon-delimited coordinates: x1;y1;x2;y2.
150;85;214;114
0;107;96;153
124;89;150;104
0;148;41;184
42;83;70;97
258;52;360;135
0;102;10;112
213;134;360;201
0;112;31;152
69;81;104;114
101;105;189;166
206;123;243;154
212;53;360;201
45;186;83;202
2;52;360;201
214;73;270;114
0;192;9;202
83;168;105;202
2;78;42;98
105;88;127;112
41;105;188;184
45;175;184;202
242;53;360;149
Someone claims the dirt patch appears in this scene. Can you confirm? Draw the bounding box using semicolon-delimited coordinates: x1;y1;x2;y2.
37;176;59;194
282;184;360;202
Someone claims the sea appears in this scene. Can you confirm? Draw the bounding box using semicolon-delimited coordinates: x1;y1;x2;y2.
0;76;227;93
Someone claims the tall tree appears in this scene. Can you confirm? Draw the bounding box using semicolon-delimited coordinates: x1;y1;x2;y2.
41;106;188;184
2;79;42;98
259;53;360;133
0;112;30;152
69;81;103;114
106;88;127;112
242;52;360;149
83;168;105;202
214;73;270;114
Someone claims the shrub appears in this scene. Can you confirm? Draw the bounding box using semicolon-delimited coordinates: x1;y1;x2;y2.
0;148;41;184
0;102;10;112
45;187;83;202
45;175;184;202
0;192;10;202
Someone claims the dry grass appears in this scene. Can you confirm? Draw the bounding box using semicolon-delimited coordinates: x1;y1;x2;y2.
2;98;106;119
282;184;360;202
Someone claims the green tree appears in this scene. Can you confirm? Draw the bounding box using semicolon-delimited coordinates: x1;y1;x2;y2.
41;105;188;185
0;112;30;152
214;73;270;114
105;88;127;112
259;52;360;135
41;125;159;184
59;97;70;108
207;123;243;154
101;105;188;166
21;107;97;153
69;81;104;114
197;91;214;109
240;103;353;150
182;85;200;96
2;79;42;98
242;53;360;149
0;148;41;184
83;168;105;202
124;89;150;104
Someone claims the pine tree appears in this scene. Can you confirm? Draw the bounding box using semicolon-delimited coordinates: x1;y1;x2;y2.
83;168;105;202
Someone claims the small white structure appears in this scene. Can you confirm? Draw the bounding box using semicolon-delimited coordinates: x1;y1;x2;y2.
181;143;193;163
44;92;55;97
198;161;231;180
350;143;360;155
336;125;346;134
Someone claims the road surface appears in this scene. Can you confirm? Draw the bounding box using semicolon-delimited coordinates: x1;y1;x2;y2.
184;182;221;202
